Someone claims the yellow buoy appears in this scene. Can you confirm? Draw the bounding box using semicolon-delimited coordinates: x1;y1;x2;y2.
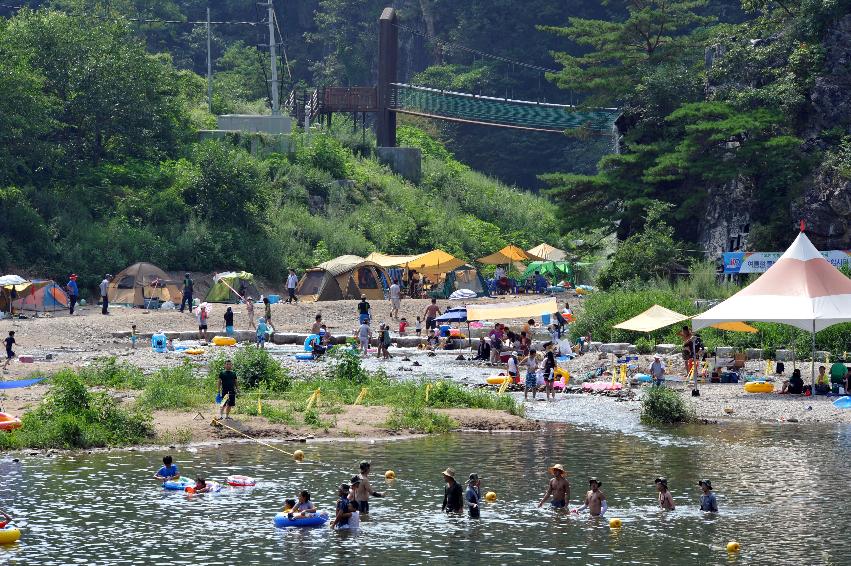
726;541;741;553
293;449;305;461
0;526;21;545
609;518;622;528
485;491;497;502
384;470;396;480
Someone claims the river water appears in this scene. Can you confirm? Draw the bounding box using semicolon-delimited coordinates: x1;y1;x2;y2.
1;418;849;565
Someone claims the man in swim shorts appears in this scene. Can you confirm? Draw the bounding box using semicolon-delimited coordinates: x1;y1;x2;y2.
655;477;675;510
352;461;383;515
539;464;570;508
577;477;607;516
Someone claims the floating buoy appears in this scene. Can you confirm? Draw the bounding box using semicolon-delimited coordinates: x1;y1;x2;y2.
609;518;622;528
293;450;304;461
485;491;497;502
384;470;396;480
726;541;741;553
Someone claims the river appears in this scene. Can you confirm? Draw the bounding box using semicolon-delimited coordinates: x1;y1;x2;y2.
0;417;849;565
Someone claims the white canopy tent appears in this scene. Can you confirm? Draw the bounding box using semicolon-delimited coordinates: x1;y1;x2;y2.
693;231;851;389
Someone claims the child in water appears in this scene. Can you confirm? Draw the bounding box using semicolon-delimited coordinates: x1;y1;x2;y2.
193;477;214;493
153;455;179;483
282;499;297;513
288;490;317;519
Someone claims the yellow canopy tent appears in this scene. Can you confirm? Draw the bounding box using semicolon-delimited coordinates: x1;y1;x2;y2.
711;321;758;333
467;297;557;321
477;245;543;265
527;243;566;261
365;249;465;276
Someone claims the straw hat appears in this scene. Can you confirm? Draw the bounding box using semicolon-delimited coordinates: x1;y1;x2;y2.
548;464;567;475
442;467;456;478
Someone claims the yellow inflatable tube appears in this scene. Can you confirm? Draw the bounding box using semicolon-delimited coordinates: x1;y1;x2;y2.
744;381;773;393
486;375;511;385
185;348;205;355
212;336;237;346
0;526;21;545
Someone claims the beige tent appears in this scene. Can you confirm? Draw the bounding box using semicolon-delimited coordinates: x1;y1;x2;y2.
296;255;388;302
613;304;759;333
467;297;557;321
527;243;566;261
108;262;182;307
478;245;543;265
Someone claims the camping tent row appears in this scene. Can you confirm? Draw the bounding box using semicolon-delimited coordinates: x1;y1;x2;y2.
364;249;488;298
1;275;70;313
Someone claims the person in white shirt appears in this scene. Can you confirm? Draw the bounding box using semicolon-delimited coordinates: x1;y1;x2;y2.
100;274;111;315
358;322;371;356
285;269;299;303
389;280;401;319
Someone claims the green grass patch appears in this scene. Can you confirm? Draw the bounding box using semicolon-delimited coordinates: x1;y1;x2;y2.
136;363;212;410
0;370;152;450
385;405;458;433
77;356;147;389
236;399;297;425
640;387;694;425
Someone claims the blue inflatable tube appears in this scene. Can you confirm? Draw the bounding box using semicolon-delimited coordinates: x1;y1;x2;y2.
274;512;329;528
833;396;851;409
294;353;315;361
163;477;195;490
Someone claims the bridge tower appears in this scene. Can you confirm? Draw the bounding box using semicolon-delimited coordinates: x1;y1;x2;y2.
376;7;398;147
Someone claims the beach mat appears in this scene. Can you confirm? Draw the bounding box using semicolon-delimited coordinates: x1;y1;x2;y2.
0;377;46;389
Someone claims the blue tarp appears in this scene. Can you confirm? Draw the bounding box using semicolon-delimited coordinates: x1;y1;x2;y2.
0;377;45;389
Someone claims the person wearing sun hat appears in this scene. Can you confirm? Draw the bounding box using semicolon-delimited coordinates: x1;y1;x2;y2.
66;274;79;315
698;479;718;512
539;464;571;509
577;477;607;516
465;473;482;518
441;467;463;514
655;477;675;511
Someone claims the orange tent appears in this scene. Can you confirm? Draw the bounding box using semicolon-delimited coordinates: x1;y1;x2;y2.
477;245;543;265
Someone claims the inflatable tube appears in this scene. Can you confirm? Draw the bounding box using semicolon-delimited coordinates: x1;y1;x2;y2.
304;335;320;352
163;477;195;491
582;382;622;392
0;412;22;431
0;525;21;545
294;353;315;361
636;373;653;383
744;381;774;393
833;396;851;409
274;512;329;528
187;481;222;494
226;475;256;487
185;348;205;355
212;336;237;347
486;375;510;385
174;345;189;352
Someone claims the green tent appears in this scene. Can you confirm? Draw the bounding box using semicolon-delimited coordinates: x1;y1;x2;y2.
522;261;574;285
206;271;258;303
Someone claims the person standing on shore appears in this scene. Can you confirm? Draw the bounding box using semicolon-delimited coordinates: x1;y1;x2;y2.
441;467;463;514
217;359;237;420
286;269;299;303
522;349;539;401
466;473;482;518
655;477;675;511
224;307;234;337
358;319;371;357
389;279;401;319
542;350;556;401
180;273;193;313
100;274;111;315
423;299;441;333
263;297;274;332
245;297;255;330
650;355;665;387
66;274;79;315
196;304;209;341
539;464;570;509
577;478;607;516
698;479;718;512
352;461;383;516
358;295;371;324
3;331;16;371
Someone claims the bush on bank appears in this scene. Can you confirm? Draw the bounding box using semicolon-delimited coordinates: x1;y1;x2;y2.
640;387;694;425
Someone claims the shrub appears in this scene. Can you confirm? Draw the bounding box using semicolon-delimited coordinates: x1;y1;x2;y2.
210;348;290;391
325;347;369;383
0;370;153;449
385;405;457;433
78;356;146;389
635;336;654;354
640;387;694;425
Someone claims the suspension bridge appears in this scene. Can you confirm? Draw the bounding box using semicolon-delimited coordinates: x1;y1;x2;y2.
286;8;621;147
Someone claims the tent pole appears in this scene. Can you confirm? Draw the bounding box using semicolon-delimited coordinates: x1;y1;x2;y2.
811;321;816;391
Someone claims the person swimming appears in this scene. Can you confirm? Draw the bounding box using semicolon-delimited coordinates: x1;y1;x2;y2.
288;490;317;519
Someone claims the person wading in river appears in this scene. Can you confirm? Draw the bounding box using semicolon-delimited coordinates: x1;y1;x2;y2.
577;478;607;516
539;464;570;509
352;461;383;516
698;479;718;512
441;467;463;514
655;477;675;511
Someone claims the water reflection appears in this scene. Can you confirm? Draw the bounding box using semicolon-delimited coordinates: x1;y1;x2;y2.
0;422;848;565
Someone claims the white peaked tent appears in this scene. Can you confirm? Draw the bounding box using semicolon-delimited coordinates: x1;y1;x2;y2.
693;231;851;388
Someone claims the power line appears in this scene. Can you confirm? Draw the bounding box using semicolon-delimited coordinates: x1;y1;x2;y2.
392;22;560;74
0;3;259;25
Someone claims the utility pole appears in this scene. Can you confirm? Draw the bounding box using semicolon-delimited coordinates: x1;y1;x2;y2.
206;6;212;113
267;0;280;115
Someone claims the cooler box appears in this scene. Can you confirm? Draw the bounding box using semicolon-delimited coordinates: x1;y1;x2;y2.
267;294;280;304
439;324;450;337
541;314;551;325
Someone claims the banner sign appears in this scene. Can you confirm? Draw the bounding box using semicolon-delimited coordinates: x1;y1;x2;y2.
723;250;851;274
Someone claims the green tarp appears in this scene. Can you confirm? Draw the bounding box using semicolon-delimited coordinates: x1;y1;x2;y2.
206;271;255;303
522;261;574;284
